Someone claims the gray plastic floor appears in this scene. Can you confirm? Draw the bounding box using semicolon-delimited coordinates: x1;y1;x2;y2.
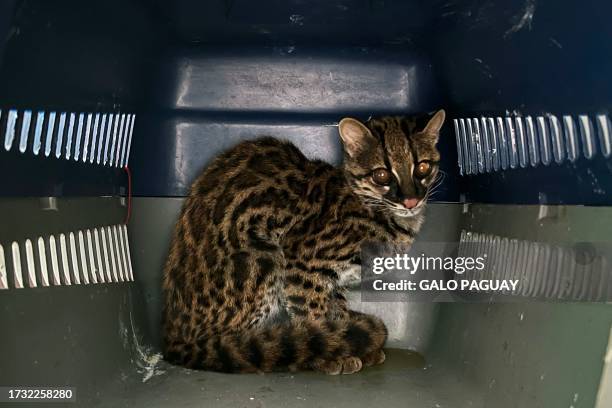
94;350;481;408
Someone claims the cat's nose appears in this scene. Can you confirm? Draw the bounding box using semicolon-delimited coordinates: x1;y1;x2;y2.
402;198;419;209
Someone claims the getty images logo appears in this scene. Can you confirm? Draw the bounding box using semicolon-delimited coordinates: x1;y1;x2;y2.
372;253;487;275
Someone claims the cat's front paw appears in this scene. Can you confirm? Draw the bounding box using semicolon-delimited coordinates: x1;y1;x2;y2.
340;356;363;374
311;356;363;375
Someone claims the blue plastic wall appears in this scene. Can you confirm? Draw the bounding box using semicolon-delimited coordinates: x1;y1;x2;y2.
0;0;161;196
130;46;448;197
1;0;611;205
129;0;612;205
430;0;612;205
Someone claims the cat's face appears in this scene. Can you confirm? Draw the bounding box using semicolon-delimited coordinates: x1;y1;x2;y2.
338;110;445;218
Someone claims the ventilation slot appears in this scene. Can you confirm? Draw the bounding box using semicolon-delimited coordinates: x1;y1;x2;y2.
1;108;136;168
459;231;612;301
454;113;611;175
0;224;134;290
0;244;7;289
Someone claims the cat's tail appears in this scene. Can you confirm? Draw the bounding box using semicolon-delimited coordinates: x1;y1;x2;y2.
163;312;387;374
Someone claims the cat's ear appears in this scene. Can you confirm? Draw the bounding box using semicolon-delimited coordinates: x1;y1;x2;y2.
338;118;377;158
422;109;446;137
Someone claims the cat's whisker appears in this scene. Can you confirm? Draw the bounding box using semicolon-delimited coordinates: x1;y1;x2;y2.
424;171;446;201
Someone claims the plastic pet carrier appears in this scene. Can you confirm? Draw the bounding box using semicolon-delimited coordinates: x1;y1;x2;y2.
1;1;611;407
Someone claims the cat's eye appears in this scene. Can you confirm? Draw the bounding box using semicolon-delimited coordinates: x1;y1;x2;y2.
372;168;392;186
414;161;432;178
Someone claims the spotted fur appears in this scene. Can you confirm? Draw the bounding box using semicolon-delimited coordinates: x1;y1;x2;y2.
162;110;445;374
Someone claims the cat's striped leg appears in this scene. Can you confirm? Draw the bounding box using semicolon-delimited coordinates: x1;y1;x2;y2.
282;263;334;321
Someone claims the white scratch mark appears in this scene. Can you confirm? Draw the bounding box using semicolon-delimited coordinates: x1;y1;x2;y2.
289;14;304;26
549;37;563;49
127;310;166;383
504;0;536;38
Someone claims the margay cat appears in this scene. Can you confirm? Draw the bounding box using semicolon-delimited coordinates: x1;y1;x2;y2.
162;110;446;374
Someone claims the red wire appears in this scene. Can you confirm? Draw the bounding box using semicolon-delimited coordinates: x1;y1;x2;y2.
124;166;132;225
